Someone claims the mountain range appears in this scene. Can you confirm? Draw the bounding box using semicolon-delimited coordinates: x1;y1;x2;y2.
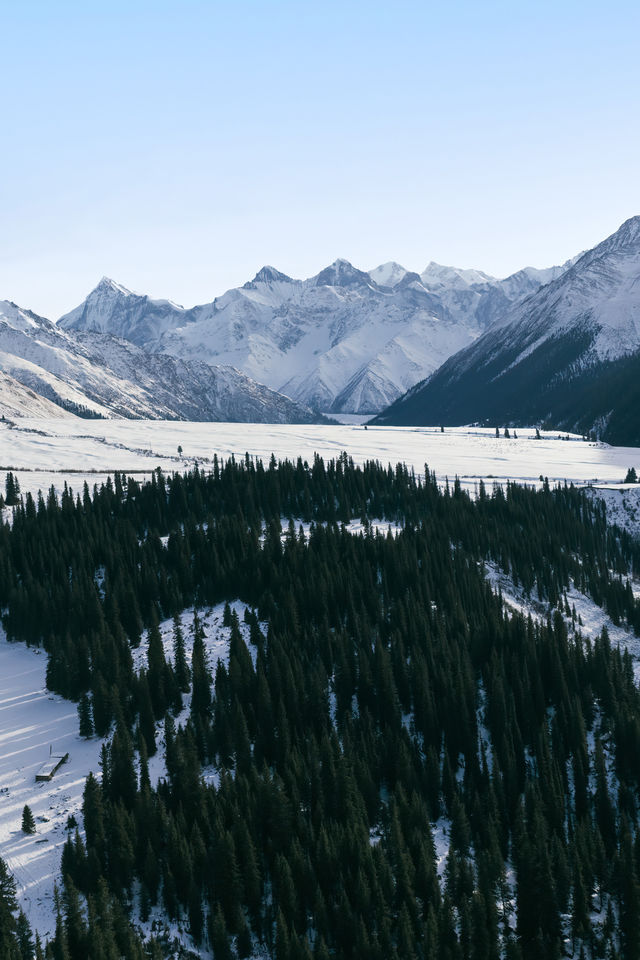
372;216;640;444
3;217;640;435
0;300;326;423
58;257;575;415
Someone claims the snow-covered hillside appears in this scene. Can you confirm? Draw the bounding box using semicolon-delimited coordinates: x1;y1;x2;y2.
0;632;104;941
463;215;640;363
59;255;573;414
0;370;77;419
0;300;326;424
374;216;640;441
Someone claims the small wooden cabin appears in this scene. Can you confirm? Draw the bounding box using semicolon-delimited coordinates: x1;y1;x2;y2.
35;753;69;782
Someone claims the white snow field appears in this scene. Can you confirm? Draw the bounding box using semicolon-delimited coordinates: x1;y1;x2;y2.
2;419;640;500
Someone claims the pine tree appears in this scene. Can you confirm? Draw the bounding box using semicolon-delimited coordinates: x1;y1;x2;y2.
137;672;157;756
63;876;87;958
21;805;36;835
172;613;191;692
77;694;93;738
5;472;21;506
0;857;18;957
236;911;253;958
146;614;167;719
190;611;211;718
619;829;640;960
15;910;33;960
187;882;204;945
209;904;232;960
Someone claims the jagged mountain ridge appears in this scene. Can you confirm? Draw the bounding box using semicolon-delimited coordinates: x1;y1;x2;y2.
372;216;640;444
59;278;189;349
0;301;326;423
59;255;576;414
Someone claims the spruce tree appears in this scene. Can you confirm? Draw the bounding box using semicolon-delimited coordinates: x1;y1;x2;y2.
21;805;36;835
77;694;93;738
190;611;211;718
172;613;191;692
5;472;20;507
146;615;167;719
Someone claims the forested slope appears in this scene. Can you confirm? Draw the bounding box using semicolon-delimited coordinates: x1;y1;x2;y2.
2;459;640;958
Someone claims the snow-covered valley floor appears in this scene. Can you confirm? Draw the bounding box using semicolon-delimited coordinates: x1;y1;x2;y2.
2;420;640;498
4;418;640;536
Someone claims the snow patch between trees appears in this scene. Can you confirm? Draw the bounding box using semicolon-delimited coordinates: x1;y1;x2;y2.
0;632;105;942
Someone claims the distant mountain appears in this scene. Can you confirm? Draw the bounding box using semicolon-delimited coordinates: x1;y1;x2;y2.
0;300;326;423
59;277;188;349
59;256;573;414
372;217;640;444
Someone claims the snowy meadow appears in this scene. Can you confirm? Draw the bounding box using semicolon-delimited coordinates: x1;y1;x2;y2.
2;419;640;497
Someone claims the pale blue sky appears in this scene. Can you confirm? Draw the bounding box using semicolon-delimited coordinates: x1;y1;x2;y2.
2;0;639;318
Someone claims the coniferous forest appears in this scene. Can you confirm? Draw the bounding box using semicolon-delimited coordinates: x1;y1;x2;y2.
3;455;640;958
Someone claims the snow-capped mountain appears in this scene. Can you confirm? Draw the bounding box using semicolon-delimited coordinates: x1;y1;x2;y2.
59;256;573;414
59;277;188;349
0;300;327;423
373;216;640;444
368;261;408;288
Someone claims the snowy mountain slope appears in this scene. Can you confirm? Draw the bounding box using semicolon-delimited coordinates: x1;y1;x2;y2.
368;261;408;288
373;216;640;443
60;255;573;414
0;370;77;420
58;277;188;348
0;301;327;423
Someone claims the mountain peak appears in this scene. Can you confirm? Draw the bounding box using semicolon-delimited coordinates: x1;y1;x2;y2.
250;266;293;285
558;215;640;280
368;262;408;288
314;259;371;287
376;212;640;436
94;277;133;297
421;262;495;289
607;215;640;249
